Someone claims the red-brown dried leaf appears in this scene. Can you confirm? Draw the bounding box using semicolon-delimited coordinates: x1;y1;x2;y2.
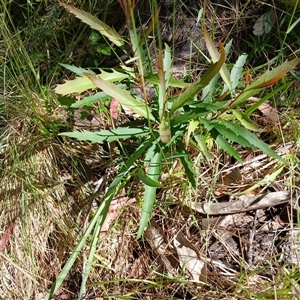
100;192;129;237
0;222;15;251
110;97;119;125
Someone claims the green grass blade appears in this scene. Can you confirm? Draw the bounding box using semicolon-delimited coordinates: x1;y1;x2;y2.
79;216;102;300
43;197;109;300
137;144;162;239
287;16;300;34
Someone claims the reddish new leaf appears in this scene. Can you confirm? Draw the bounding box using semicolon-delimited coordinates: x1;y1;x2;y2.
249;70;288;89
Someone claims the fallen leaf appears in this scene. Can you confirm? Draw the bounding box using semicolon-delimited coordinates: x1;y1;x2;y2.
128;251;150;278
0;221;15;251
191;191;290;215
172;230;207;283
144;219;178;271
110;97;119;125
100;191;130;237
258;102;279;124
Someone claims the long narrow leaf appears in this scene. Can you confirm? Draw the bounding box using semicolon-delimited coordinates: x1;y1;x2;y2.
44;199;106;300
59;128;150;143
212;122;255;148
59;2;124;47
220;121;282;160
84;73;155;121
177;139;196;188
145;73;189;89
171;108;211;126
71;92;110;108
185;120;199;147
201;120;242;162
137;144;162;238
79;216;102;299
138;168;163;187
245;82;291;117
194;134;212;161
170;43;226;114
229;54;247;93
55;69;129;95
233;58;300;107
59;63;96;76
203;27;232;92
212;129;242;163
231;110;261;132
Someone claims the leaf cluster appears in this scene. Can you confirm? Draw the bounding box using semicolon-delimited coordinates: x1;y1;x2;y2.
45;2;300;298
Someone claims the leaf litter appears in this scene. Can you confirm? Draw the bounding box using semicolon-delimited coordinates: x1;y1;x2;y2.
96;140;298;298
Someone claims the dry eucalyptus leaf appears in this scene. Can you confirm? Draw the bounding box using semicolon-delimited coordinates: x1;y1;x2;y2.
144;219;178;271
258;102;279;124
172;231;207;283
144;219;169;254
191;191;290;215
